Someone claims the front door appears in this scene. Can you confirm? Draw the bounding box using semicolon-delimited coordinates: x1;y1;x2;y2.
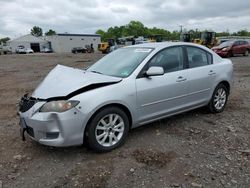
136;46;189;123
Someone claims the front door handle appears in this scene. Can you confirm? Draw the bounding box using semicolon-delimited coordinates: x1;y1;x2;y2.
208;70;216;76
176;76;187;82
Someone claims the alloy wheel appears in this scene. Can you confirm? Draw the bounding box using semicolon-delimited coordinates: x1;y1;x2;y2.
95;114;125;147
213;88;227;110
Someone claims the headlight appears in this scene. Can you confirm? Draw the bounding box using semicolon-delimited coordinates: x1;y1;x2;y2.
222;47;228;51
40;100;80;112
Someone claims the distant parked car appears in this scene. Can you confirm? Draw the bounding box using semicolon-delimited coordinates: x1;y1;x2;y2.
16;46;26;54
0;45;12;55
25;48;34;54
71;47;87;54
16;46;34;54
135;40;150;45
212;40;250;57
18;42;233;152
41;47;53;53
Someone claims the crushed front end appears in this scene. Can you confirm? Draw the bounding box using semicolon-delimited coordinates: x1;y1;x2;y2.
18;94;85;147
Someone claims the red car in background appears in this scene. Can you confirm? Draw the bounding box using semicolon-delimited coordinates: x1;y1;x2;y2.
212;40;250;57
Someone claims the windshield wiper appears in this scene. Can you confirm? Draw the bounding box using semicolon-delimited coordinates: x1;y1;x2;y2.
90;70;103;75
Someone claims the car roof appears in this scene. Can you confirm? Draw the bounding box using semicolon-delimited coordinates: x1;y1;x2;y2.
125;41;209;51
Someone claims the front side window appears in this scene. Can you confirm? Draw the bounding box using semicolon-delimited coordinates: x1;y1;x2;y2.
148;47;184;73
88;47;153;78
186;47;212;68
234;41;240;46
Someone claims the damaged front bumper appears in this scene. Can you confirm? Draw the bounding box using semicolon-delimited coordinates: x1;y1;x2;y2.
18;94;86;147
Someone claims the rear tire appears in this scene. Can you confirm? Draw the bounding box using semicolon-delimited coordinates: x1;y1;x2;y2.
85;107;129;152
208;84;228;113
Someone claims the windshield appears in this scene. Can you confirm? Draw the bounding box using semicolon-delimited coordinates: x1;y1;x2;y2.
88;47;153;78
218;41;234;48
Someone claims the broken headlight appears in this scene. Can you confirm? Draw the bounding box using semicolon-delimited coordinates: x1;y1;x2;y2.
40;100;80;113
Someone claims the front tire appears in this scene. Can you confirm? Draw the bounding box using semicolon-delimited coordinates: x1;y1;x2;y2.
86;107;129;152
243;50;249;56
227;51;233;58
208;84;228;113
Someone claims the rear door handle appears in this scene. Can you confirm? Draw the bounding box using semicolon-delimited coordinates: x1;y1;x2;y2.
176;76;187;82
208;70;216;76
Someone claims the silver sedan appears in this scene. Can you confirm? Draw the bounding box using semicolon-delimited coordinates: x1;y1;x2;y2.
18;42;233;152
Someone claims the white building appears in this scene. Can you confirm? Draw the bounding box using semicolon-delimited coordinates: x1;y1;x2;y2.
8;33;101;53
8;34;48;53
45;34;101;53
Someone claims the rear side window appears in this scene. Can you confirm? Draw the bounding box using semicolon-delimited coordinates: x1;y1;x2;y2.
148;47;183;73
186;47;212;68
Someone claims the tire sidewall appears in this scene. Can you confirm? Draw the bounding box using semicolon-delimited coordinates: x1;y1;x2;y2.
244;50;249;56
209;84;228;113
227;51;233;57
86;107;129;152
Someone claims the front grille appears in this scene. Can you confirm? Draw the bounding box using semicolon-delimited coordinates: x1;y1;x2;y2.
26;126;34;137
19;94;37;113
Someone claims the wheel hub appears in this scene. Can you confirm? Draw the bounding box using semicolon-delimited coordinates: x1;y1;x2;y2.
95;114;125;147
214;88;227;110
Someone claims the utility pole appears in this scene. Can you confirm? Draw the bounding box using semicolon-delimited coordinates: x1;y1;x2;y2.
179;25;183;33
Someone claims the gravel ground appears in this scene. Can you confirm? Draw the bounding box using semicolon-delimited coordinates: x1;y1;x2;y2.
0;52;249;188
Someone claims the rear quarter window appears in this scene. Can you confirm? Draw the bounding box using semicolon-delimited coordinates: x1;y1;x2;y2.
186;46;212;68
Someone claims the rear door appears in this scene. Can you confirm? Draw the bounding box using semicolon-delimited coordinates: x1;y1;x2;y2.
136;46;190;122
240;41;248;54
184;46;215;106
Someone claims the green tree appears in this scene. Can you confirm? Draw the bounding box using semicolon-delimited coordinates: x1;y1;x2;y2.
95;20;250;42
126;21;147;37
45;29;56;36
236;29;250;36
0;37;10;43
96;29;106;40
216;31;230;37
31;26;43;37
96;29;105;36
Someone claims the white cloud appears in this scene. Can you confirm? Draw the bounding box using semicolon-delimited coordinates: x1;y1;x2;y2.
0;0;250;38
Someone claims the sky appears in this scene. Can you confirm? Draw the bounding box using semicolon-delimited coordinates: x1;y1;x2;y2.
0;0;250;38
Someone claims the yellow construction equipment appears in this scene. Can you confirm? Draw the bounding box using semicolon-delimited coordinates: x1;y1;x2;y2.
98;38;116;54
193;31;219;48
148;35;163;42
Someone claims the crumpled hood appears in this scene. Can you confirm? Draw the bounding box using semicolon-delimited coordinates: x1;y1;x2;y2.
32;64;121;99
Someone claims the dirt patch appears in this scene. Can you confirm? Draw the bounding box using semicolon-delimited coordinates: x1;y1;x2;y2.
54;165;112;188
132;149;177;168
75;59;91;63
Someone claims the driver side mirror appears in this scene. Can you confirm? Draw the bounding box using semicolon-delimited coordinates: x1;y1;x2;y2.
145;66;164;77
